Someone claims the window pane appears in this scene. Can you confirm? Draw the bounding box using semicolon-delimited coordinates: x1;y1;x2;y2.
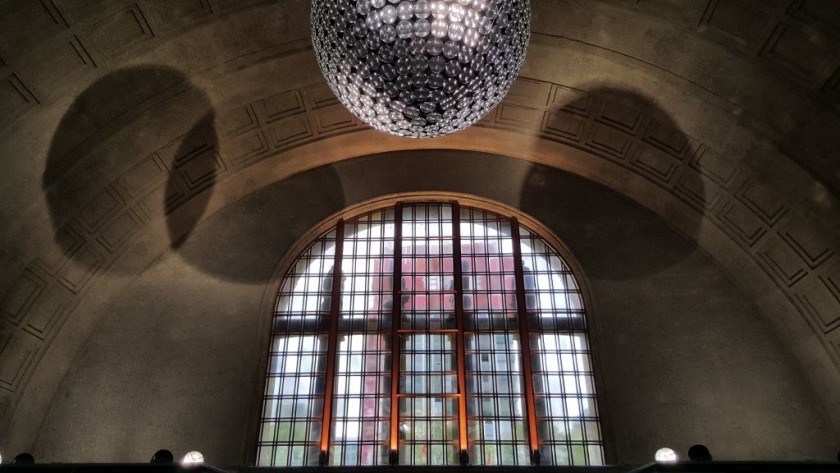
398;397;459;465
331;334;391;465
400;334;457;394
258;335;326;466
465;332;529;465
532;333;603;465
328;211;397;465
261;202;603;467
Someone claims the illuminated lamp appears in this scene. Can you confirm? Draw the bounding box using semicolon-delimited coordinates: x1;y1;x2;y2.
654;447;678;463
312;0;530;138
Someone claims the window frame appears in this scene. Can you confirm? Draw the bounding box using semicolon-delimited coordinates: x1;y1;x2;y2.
251;194;609;467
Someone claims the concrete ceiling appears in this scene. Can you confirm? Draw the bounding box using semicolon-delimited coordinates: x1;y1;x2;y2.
1;0;840;459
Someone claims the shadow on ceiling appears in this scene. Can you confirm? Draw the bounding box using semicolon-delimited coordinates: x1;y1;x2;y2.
42;64;347;282
43;74;703;283
519;86;705;280
43;65;218;273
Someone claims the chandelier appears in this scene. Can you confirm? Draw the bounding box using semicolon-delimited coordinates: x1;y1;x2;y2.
312;0;530;138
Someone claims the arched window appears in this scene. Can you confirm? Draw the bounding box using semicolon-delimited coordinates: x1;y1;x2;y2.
257;201;604;467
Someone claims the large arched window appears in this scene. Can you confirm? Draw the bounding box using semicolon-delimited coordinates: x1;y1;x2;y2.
257;201;604;467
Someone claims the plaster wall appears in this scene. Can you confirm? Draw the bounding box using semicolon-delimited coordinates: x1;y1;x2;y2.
2;0;840;466
31;152;837;466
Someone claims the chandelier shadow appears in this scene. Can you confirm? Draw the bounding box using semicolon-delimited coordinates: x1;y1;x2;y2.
312;0;530;138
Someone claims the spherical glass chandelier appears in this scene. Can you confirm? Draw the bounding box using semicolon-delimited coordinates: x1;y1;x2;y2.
312;0;530;138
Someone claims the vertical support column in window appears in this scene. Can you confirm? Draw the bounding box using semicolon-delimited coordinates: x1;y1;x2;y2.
329;211;395;466
397;203;459;466
389;204;403;464
451;202;469;465
319;220;345;464
520;229;604;466
510;219;540;464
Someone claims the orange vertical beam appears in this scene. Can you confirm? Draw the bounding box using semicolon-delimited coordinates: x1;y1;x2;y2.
511;219;540;463
451;202;469;463
319;220;345;461
389;205;403;461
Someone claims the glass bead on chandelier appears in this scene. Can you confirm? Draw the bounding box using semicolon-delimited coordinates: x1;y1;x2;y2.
311;0;530;138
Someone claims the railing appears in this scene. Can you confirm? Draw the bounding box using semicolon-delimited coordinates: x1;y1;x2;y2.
628;461;840;473
628;462;840;473
0;462;838;473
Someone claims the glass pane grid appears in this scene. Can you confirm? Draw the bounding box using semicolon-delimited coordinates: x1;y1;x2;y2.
278;249;337;314
400;266;455;317
329;208;397;465
400;334;457;394
399;397;459;465
520;234;591;344
460;210;517;328
258;335;327;466
463;262;516;306
331;334;392;466
466;332;528;465
402;203;454;239
532;333;603;466
340;217;396;316
261;203;603;467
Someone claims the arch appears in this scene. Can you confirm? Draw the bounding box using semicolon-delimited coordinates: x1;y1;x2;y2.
257;198;604;466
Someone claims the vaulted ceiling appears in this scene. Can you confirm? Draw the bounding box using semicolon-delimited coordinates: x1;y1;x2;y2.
1;0;840;460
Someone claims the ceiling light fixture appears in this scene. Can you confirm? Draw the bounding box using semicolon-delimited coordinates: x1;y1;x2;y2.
312;0;530;138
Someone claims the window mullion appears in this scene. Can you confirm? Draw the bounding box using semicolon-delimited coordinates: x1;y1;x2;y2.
511;219;540;464
451;202;469;465
260;202;603;467
389;204;403;464
320;220;345;464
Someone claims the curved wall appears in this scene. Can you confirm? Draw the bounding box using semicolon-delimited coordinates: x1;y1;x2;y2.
1;0;840;466
30;152;839;466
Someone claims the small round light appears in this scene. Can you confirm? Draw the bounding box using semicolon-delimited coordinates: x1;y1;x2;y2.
655;447;678;463
182;451;205;465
